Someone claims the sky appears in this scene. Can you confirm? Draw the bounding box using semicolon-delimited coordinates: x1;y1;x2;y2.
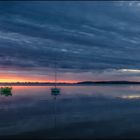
1;1;140;82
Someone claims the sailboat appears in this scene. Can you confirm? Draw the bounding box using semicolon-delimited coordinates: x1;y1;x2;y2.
51;55;61;96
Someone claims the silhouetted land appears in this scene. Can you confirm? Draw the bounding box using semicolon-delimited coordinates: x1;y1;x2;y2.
77;81;140;85
0;81;140;86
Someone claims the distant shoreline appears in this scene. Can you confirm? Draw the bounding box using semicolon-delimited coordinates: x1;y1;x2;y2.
0;81;140;86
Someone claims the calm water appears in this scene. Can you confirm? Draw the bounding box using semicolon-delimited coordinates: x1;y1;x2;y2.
1;85;140;139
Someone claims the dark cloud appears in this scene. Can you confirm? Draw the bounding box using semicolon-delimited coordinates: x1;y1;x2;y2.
0;1;140;78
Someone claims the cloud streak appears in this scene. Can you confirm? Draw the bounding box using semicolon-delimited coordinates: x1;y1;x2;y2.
0;1;140;81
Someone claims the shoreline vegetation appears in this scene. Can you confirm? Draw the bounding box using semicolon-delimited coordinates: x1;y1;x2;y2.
0;81;140;86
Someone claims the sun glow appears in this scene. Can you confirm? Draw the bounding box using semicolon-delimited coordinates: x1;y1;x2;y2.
0;74;77;83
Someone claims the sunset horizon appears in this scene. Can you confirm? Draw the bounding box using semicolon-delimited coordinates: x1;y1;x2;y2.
1;1;140;83
1;1;140;139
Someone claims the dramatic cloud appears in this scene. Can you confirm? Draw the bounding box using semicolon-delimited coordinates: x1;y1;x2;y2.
0;1;140;81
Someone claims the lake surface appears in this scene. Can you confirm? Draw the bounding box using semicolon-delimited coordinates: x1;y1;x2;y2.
1;85;140;139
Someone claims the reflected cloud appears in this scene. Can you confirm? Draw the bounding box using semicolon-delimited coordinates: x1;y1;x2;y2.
121;95;140;99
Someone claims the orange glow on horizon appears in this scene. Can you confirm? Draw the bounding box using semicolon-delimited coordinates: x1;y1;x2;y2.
0;74;78;83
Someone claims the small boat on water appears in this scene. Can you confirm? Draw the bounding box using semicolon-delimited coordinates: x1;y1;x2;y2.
51;55;61;96
0;87;12;96
51;87;60;96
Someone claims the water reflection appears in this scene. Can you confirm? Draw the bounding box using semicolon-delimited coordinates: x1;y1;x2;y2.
121;95;140;99
0;85;140;138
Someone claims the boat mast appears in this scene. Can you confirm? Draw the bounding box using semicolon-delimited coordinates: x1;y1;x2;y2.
54;56;57;88
51;49;60;96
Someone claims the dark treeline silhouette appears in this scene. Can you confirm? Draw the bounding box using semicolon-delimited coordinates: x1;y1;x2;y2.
0;81;140;86
77;81;140;85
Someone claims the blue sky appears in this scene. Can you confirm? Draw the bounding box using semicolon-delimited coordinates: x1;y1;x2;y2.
0;1;140;82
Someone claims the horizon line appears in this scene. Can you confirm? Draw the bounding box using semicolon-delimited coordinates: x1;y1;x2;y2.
0;80;140;84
